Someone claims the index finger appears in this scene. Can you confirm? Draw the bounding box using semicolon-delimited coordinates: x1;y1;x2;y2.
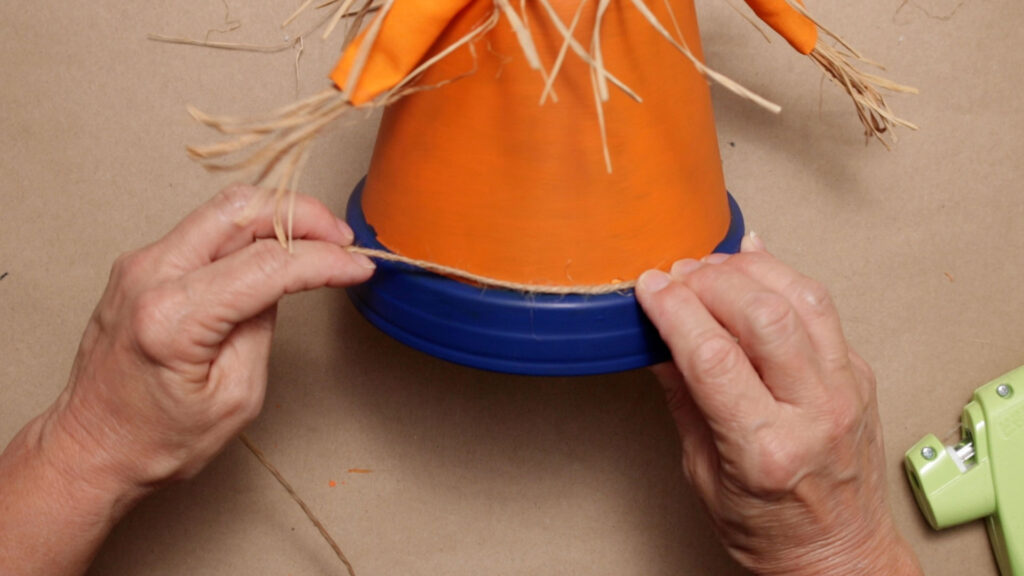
636;270;777;433
157;238;376;362
674;258;827;406
728;249;850;370
156;185;354;272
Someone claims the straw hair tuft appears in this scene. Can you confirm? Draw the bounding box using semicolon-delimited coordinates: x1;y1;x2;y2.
785;0;918;146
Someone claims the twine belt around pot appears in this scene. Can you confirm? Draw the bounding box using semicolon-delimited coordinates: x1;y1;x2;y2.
346;246;640;295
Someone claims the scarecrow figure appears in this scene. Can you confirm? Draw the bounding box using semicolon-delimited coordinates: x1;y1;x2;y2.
188;0;914;375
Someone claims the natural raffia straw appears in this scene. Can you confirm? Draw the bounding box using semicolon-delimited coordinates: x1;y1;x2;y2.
164;0;916;287
182;0;780;249
784;0;918;147
810;41;917;147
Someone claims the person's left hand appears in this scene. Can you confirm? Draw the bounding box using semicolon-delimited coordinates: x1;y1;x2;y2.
49;185;376;491
0;185;374;576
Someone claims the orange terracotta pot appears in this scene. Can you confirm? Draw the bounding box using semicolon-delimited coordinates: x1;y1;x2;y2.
357;0;730;286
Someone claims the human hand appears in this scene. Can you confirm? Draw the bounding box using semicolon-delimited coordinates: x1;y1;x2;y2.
635;235;921;575
46;185;375;493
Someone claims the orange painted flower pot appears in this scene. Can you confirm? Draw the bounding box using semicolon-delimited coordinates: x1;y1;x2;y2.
357;0;730;286
186;0;910;374
343;0;746;374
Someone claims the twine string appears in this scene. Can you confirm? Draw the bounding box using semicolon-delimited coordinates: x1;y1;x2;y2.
239;433;357;576
346;246;639;295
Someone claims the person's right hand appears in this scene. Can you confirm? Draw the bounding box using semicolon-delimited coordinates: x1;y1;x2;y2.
635;235;922;575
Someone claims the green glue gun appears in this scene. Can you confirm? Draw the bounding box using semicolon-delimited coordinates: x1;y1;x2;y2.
905;365;1024;575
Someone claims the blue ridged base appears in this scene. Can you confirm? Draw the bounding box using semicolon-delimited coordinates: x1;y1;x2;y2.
346;179;745;376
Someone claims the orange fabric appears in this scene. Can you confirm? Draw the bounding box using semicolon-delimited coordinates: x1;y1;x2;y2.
742;0;817;54
357;0;731;286
331;0;475;105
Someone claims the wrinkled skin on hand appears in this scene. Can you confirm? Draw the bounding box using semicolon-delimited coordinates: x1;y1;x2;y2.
635;235;922;576
50;185;376;490
0;185;375;576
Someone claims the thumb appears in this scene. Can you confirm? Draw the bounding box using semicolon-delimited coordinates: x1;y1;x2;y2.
228;305;278;369
208;304;278;421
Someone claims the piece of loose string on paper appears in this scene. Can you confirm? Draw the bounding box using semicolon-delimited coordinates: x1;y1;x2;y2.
147;0;381;52
239;433;357;576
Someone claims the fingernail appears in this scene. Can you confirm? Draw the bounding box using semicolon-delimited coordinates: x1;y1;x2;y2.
741;231;766;253
637;269;672;293
670;259;702;278
354;253;377;270
337;218;355;244
702;253;731;264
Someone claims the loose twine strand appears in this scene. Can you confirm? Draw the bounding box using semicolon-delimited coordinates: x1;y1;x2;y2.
239;433;357;576
148;0;381;53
